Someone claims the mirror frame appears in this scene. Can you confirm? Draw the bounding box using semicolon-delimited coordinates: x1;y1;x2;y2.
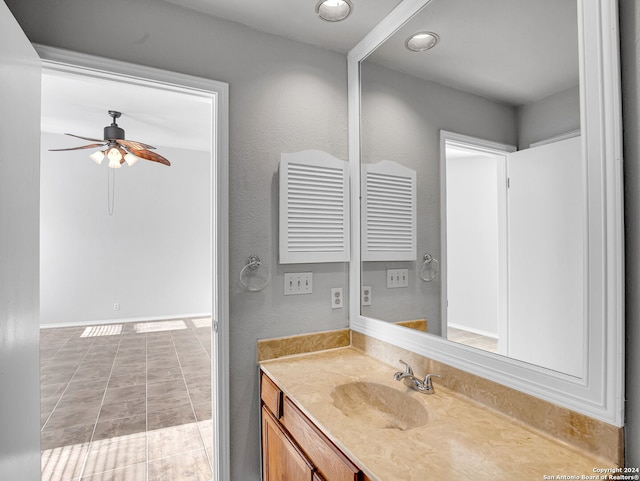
348;0;624;426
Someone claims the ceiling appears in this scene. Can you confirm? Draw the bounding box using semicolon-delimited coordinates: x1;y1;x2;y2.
162;0;578;106
41;0;403;152
161;0;402;54
41;71;212;153
42;0;580;151
367;0;579;106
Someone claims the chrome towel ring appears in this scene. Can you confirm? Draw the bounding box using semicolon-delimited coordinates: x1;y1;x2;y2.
420;253;439;282
239;255;270;292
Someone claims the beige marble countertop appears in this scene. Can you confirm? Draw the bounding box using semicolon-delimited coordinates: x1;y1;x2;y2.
260;347;615;481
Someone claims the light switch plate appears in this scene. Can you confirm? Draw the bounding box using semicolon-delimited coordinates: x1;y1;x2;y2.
284;272;313;295
387;269;409;288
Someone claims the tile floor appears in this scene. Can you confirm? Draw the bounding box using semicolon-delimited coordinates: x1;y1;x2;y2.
39;318;213;481
447;326;499;353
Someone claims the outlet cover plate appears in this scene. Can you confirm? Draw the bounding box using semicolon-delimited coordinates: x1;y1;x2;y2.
361;286;372;306
284;272;313;295
331;287;343;309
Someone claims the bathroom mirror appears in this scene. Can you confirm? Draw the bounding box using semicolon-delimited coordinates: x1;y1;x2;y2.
348;0;624;425
361;0;582;375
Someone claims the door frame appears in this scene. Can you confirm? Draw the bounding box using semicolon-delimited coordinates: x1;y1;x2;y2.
439;130;515;354
36;44;230;481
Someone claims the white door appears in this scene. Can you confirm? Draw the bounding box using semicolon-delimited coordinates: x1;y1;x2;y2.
0;3;42;480
507;136;584;377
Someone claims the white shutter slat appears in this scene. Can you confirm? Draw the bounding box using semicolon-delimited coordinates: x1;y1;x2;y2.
280;150;350;263
362;160;416;261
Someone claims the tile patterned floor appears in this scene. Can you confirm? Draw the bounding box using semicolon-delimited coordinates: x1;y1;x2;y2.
447;326;499;353
40;318;213;481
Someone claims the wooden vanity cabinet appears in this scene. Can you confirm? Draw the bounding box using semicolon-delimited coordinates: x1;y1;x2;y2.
260;371;366;481
262;406;314;481
282;397;360;481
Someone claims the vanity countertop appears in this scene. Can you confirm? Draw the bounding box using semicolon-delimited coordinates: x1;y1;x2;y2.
260;347;616;481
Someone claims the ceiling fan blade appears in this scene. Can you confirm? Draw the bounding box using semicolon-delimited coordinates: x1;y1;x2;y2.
49;143;106;151
65;133;105;143
130;149;171;166
117;139;156;150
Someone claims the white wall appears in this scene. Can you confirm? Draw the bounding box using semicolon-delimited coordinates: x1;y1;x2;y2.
40;133;211;325
620;0;640;468
360;61;518;334
517;85;580;149
446;152;500;337
4;1;349;479
0;2;41;479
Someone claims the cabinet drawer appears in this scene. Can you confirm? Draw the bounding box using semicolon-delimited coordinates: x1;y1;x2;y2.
261;372;283;418
283;397;361;481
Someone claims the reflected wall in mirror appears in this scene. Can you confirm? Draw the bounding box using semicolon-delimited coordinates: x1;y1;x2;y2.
360;0;585;376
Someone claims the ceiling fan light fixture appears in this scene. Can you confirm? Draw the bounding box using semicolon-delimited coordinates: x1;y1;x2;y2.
50;111;171;167
124;152;140;167
90;150;106;165
316;0;352;22
107;147;123;168
406;31;440;52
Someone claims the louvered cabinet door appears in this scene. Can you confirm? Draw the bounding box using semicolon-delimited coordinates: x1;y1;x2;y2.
279;150;350;264
362;160;416;261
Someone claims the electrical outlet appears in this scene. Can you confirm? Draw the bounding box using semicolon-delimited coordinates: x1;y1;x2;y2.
284;272;313;295
361;286;372;306
331;287;343;309
387;269;409;288
113;303;120;311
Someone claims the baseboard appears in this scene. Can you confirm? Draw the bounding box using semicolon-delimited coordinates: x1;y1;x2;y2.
40;312;212;329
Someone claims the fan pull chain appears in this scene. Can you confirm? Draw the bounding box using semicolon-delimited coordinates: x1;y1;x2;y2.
107;167;116;216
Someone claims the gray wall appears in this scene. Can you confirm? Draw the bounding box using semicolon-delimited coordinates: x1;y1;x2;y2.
0;2;41;479
517;85;581;149
40;133;212;325
620;0;639;468
360;61;518;335
5;1;348;480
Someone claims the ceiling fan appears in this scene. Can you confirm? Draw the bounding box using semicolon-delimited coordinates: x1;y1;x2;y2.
49;110;171;168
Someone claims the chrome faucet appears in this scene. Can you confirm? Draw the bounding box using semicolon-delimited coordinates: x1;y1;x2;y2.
393;360;442;394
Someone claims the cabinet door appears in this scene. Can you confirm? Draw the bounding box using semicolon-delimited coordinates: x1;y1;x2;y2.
262;406;314;481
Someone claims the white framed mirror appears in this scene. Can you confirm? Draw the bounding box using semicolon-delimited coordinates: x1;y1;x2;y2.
348;0;624;425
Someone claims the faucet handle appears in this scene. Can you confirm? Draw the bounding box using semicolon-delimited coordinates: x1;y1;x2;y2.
399;359;414;375
423;373;442;390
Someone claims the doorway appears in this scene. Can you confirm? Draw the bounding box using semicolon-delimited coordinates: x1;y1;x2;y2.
441;132;515;356
443;141;507;354
441;130;585;377
36;47;229;481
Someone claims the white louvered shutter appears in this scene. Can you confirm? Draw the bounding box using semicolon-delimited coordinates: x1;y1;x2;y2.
279;150;350;264
362;160;416;261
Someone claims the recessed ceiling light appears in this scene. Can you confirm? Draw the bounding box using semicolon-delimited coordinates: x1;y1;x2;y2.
406;32;440;52
316;0;353;22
